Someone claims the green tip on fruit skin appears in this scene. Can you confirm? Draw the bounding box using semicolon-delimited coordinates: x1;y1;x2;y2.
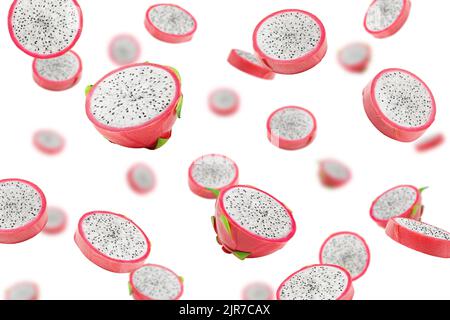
128;282;133;295
155;137;169;150
206;188;220;198
168;66;181;82
179;276;184;284
220;215;231;236
85;85;93;96
176;95;184;119
419;187;429;193
233;251;251;260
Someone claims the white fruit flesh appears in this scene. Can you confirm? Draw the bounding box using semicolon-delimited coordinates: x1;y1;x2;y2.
222;187;292;239
0;181;43;230
256;11;322;61
270;108;314;141
373;186;417;220
148;5;195;36
374;71;434;128
132;265;181;300
191;155;236;189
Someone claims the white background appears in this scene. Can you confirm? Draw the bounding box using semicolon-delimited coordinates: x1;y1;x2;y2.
0;0;448;300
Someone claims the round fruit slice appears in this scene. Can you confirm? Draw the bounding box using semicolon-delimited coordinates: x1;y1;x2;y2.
338;43;371;73
0;179;47;244
109;34;141;66
277;264;354;300
415;133;445;152
127;163;157;195
227;49;275;80
318;159;351;188
386;218;450;258
5;282;39;300
242;282;274;300
32;50;82;91
253;9;327;74
188;154;239;199
8;0;83;58
364;0;411;38
74;211;151;273
363;69;436;142
213;185;296;259
85;62;183;149
267;106;317;151
370;185;425;228
319;232;370;281
145;4;197;43
129;264;184;300
33;130;65;155
43;207;68;234
208;88;240;116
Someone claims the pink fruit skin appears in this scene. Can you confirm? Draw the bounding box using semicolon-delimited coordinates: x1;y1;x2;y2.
32;51;82;91
416;133;445;152
318;160;351;189
363;68;436;142
32;130;65;155
127;163;157;195
86;62;182;149
144;4;197;44
129;264;184;300
276;264;354;300
370;185;423;228
386;219;450;258
74;211;151;273
108;34;141;66
43;207;68;235
5;282;39;300
8;0;83;59
364;0;411;39
337;43;372;73
213;185;296;258
267;106;317;151
0;179;47;244
188;154;239;199
319;232;371;281
227;49;275;80
253;9;327;75
208;88;240;116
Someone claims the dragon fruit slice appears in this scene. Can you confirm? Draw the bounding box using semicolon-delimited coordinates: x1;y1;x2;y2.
277;264;354;300
85;62;183;149
74;211;151;273
208;88;240;116
319;232;371;281
386;218;450;258
212;185;296;259
415;133;445;153
370;185;426;228
363;68;436;142
338;43;372;73
267;106;317;150
227;49;275;80
109;34;141;66
188;154;239;199
8;0;83;58
364;0;411;38
242;282;274;300
43;207;68;234
5;282;39;300
253;9;327;74
127;163;157;195
33;129;65;155
0;179;47;244
145;4;197;43
32;50;82;91
129;264;184;300
318;159;352;188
